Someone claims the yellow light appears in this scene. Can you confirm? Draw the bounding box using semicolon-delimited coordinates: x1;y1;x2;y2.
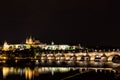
3;67;9;79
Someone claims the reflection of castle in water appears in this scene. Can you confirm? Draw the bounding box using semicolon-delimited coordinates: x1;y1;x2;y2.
2;67;71;80
2;67;117;80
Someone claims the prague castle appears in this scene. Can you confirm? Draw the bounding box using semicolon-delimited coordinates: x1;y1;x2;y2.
2;37;79;51
25;36;40;45
2;36;40;51
1;37;120;62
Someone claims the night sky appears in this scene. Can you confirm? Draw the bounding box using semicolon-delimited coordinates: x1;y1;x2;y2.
0;0;119;47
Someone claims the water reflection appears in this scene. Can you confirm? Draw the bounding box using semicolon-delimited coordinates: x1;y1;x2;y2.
1;66;119;80
0;60;120;80
2;67;71;80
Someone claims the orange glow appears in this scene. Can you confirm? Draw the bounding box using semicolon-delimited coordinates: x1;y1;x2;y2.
3;67;9;79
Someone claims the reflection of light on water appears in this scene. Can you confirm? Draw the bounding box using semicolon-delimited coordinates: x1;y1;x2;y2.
2;67;72;79
51;70;54;75
3;67;9;79
0;60;6;63
2;61;120;80
3;67;24;79
24;68;33;80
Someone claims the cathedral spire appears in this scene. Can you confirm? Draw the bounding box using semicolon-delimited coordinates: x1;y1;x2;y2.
2;41;9;51
26;37;29;44
29;36;33;44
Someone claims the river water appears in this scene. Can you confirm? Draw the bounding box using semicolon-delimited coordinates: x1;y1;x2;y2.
0;60;120;80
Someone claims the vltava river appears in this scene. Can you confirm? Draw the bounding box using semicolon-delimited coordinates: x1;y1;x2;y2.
0;61;120;80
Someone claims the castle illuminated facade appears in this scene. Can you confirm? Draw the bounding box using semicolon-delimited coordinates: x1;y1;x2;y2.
2;37;79;51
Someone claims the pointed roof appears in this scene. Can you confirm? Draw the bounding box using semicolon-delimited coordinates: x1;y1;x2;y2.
3;41;8;45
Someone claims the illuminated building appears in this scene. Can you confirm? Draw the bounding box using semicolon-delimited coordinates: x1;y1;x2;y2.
26;36;40;45
1;37;120;62
2;41;9;51
2;37;79;51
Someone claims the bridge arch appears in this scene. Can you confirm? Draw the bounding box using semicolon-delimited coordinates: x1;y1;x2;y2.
108;54;120;62
90;53;108;62
100;54;108;62
81;55;90;61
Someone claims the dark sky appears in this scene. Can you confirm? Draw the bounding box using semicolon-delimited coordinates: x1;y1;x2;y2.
0;0;119;47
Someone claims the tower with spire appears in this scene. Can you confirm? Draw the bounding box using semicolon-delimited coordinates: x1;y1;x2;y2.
26;38;29;44
26;36;34;45
2;41;9;51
